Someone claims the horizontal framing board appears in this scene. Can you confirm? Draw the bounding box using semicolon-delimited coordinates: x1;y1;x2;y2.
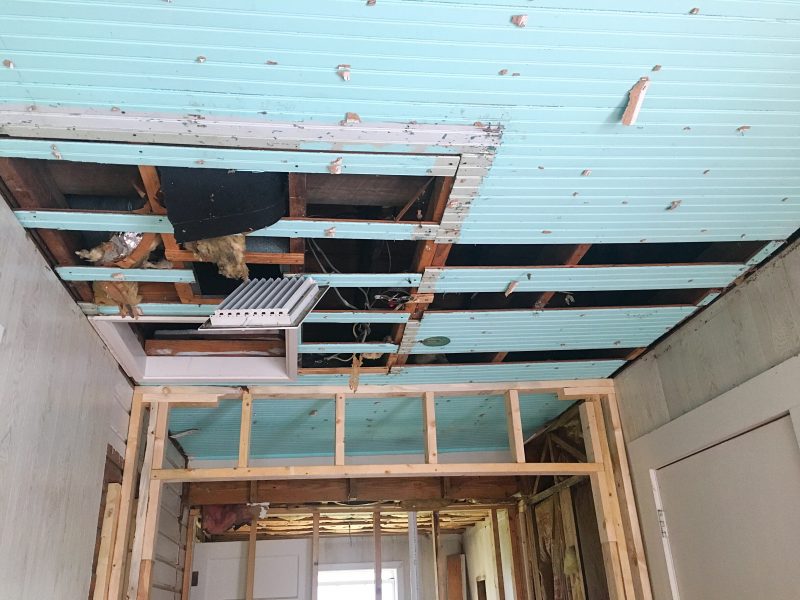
0;139;459;176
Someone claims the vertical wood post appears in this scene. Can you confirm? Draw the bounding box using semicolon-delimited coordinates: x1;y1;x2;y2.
311;512;320;600
239;390;253;468
604;390;654;600
374;512;382;600
181;509;199;600
108;392;144;600
433;512;447;600
408;512;421;600
245;515;258;600
506;507;529;600
490;509;506;600
423;392;438;464
580;400;626;600
335;393;346;466
133;401;170;600
505;390;526;463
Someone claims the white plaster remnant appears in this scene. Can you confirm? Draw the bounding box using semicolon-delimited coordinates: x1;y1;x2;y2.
341;112;361;125
337;64;351;81
195;55;207;63
325;227;337;238
50;144;62;159
328;157;343;174
3;59;14;69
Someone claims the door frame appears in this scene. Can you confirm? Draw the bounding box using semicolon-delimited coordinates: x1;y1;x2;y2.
628;354;800;599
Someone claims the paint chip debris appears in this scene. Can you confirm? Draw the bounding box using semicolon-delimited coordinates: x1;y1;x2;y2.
328;157;343;174
340;112;361;125
498;69;508;76
366;0;376;5
337;64;351;81
666;200;682;211
504;281;519;296
737;125;751;134
703;169;711;175
511;14;528;27
621;76;650;126
652;64;662;72
265;60;278;65
581;169;591;176
50;144;62;160
2;59;14;69
541;229;552;234
325;226;337;237
689;7;700;14
195;55;207;63
512;72;520;77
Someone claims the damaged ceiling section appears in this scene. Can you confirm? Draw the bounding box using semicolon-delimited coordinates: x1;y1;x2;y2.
1;0;800;387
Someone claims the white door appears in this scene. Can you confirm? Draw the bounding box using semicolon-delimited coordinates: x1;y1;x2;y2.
656;416;800;600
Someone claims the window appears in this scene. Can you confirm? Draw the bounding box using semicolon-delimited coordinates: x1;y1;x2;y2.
318;567;399;600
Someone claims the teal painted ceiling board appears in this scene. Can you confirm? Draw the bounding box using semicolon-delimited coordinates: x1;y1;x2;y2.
405;307;695;354
167;392;566;460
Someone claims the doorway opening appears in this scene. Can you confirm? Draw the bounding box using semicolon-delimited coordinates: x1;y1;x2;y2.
318;566;399;600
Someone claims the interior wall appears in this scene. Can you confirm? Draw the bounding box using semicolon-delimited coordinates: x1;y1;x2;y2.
615;239;800;599
188;532;461;600
0;199;133;598
463;512;515;600
616;238;800;442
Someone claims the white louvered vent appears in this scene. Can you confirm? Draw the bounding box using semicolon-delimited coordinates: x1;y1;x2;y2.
206;277;324;329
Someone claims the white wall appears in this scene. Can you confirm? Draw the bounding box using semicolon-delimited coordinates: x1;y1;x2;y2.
616;238;800;442
189;532;461;600
0;199;133;598
463;513;515;600
616;240;800;599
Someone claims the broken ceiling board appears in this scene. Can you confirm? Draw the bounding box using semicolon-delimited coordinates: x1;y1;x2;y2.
298;342;398;354
14;210;439;241
401;306;695;354
0;139;459;177
80;303;409;324
298;273;422;288
57;266;196;283
167;392;564;461
418;264;749;294
0;108;498;155
306;174;435;206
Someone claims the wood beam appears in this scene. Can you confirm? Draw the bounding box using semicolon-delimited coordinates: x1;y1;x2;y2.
239;390;253;468
129;401;169;600
505;390;525;464
506;507;529;600
490;509;506;600
603;390;653;600
164;247;305;265
154;462;602;483
138;379;614;399
187;476;524;505
579;401;626;600
433;512;446;600
288;173;307;274
137;166;167;215
245;516;258;600
489;243;592;363
335;393;346;466
388;176;455;369
181;509;199;600
145;338;284;357
374;512;382;600
93;483;122;600
0;158;93;301
311;512;320;600
108;392;144;600
423;392;438;464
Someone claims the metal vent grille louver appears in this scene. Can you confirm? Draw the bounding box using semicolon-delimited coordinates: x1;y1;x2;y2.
205;277;325;329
